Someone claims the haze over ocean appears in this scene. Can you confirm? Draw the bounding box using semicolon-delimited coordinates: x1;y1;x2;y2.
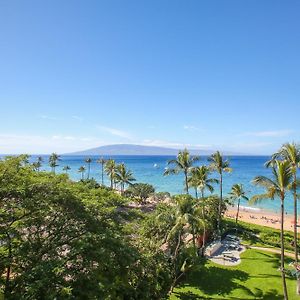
26;154;297;214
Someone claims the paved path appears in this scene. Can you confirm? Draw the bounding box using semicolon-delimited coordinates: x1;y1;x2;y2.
246;245;295;258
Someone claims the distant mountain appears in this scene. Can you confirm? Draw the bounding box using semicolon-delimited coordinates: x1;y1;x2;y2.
65;144;242;156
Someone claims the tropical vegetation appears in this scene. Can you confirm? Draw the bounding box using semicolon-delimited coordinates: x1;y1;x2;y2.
251;160;293;299
1;143;300;299
164;149;199;194
229;184;249;225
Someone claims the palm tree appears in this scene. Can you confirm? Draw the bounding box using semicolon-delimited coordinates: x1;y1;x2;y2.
36;156;43;171
251;160;293;300
32;162;40;172
164;149;200;194
32;156;43;172
49;153;60;174
105;159;117;189
188;165;218;251
114;163;136;193
187;167;201;198
85;158;92;179
266;143;300;262
208;151;232;238
167;195;202;256
97;157;106;186
167;195;204;291
188;166;218;199
78;166;86;180
229;184;248;225
63;165;71;174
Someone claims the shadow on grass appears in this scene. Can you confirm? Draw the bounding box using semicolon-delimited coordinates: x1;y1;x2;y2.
172;288;282;299
175;265;249;296
173;255;284;300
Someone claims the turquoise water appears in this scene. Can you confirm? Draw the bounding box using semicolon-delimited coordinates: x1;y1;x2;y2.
26;155;298;213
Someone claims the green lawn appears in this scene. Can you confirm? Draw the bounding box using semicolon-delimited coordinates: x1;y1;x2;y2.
170;249;298;299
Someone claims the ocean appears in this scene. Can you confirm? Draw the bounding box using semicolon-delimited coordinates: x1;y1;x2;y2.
23;155;299;214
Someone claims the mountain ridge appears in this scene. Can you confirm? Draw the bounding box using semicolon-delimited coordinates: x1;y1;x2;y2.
64;144;244;156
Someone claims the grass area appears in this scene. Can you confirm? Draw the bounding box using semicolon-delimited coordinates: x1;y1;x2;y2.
170;249;298;300
223;218;300;252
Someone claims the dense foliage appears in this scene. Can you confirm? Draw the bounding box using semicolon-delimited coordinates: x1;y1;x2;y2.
0;156;172;299
124;183;155;203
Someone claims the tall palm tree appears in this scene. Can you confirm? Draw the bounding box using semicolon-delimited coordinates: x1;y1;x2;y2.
164;149;200;194
36;156;43;171
49;153;60;174
166;195;204;291
251;160;293;300
32;162;40;172
266;143;300;262
229;184;248;225
97;157;106;186
78;166;86;180
105;159;117;189
188;165;218;251
85;158;92;179
167;195;202;257
208;151;232;238
114;163;136;193
188;166;218;199
63;165;71;174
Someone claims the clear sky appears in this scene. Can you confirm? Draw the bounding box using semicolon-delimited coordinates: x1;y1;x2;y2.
0;0;299;154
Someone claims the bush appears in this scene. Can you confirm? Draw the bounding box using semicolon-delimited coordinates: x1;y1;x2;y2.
125;183;155;203
154;191;171;201
80;178;100;189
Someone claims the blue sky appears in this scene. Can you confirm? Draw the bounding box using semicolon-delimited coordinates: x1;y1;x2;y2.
0;0;299;154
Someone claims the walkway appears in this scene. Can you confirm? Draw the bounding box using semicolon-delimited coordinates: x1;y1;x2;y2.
246;245;295;258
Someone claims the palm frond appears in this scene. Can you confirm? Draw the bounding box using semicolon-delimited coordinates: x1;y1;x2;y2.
163;168;179;176
249;193;275;205
206;184;214;193
252;176;277;189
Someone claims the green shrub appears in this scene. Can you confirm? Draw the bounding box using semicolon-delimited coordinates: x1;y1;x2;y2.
223;218;299;252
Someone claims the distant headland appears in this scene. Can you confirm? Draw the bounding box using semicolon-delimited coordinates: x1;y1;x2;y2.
65;144;244;156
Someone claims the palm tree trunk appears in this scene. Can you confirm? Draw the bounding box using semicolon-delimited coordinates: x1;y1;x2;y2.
195;188;198;199
170;271;186;294
101;164;104;185
171;229;182;286
235;199;240;224
201;190;206;256
280;194;289;300
293;172;298;262
185;171;189;194
169;229;187;292
217;172;223;239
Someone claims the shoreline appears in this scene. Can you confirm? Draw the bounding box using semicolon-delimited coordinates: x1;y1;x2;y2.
226;205;297;232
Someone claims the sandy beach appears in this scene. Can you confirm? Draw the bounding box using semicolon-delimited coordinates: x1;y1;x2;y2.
226;206;297;232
